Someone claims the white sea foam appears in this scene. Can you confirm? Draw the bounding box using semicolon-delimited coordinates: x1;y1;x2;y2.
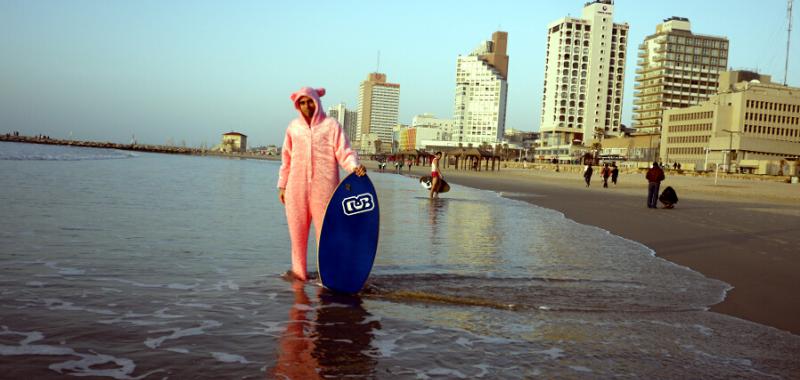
369;330;399;358
211;352;249;364
209;279;240;291
144;320;222;349
44;261;85;275
153;308;183;319
424;368;467;378
535;347;565;360
93;277;197;290
43;298;117;316
0;326;157;379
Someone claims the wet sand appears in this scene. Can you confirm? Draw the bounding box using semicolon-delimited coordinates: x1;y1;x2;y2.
392;162;800;335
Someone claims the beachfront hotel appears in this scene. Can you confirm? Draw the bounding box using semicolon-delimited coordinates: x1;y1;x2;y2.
538;0;629;161
633;17;729;136
357;72;400;154
661;70;800;175
327;102;358;145
452;31;509;146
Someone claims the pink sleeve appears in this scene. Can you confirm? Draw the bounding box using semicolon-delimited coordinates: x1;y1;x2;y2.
277;128;292;189
333;122;359;172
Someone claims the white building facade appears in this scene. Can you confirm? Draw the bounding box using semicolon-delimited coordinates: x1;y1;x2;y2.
633;17;729;135
327;102;359;144
453;31;509;146
357;73;400;154
539;0;629;159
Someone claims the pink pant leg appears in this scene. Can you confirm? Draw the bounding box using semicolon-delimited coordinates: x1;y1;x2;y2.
285;189;311;281
309;194;327;249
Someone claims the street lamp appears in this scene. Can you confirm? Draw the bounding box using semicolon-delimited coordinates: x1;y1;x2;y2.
721;129;743;173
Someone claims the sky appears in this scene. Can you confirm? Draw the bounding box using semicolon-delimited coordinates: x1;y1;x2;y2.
1;0;797;147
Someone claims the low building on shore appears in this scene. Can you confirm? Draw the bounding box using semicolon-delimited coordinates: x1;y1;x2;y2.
221;132;247;153
661;71;800;175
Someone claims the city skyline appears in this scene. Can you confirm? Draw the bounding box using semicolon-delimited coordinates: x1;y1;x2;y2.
0;0;797;147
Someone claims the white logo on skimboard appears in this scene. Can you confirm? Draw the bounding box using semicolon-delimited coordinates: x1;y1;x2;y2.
342;193;375;216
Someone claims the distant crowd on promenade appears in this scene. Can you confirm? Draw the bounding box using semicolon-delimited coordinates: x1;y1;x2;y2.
581;160;677;209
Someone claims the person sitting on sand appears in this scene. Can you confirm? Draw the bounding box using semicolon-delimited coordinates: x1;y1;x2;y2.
659;186;678;209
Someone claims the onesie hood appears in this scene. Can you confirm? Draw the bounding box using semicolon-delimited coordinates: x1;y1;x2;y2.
290;87;327;127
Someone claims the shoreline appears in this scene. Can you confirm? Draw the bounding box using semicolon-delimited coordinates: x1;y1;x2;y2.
0;135;281;161
5;137;797;334
396;162;800;335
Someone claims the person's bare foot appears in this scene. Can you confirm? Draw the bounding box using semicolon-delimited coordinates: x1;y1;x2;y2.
281;270;320;282
281;270;307;282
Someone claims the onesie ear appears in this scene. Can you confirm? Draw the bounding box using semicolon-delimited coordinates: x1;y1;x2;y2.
290;92;300;102
315;88;326;97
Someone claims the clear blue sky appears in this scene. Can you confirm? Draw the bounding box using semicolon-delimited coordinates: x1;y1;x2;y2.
1;0;797;147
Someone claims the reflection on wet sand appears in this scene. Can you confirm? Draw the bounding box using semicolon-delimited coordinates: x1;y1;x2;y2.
271;281;381;379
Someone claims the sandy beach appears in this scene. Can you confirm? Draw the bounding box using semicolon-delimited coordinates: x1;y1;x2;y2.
393;161;800;335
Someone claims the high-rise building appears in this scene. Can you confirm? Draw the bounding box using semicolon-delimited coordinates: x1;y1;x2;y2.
453;31;509;146
357;73;400;154
633;17;729;135
327;102;358;144
539;0;629;159
661;71;800;173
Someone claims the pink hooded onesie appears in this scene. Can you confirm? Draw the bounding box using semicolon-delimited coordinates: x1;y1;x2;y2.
278;87;360;280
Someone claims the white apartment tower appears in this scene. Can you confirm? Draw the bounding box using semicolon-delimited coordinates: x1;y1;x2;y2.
453;31;509;145
357;72;400;154
633;17;729;134
540;0;629;158
327;102;359;144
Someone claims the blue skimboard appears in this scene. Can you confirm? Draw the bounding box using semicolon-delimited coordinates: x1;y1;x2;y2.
317;173;380;294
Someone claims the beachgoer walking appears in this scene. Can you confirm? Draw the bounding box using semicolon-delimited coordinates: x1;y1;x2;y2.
406;158;412;172
645;161;665;209
583;163;593;187
601;163;611;188
430;152;443;199
277;87;366;281
611;162;619;185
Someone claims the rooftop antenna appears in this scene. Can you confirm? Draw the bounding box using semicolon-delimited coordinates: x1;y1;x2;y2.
785;0;794;86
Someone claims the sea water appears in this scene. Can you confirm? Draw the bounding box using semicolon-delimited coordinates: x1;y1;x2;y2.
0;141;798;379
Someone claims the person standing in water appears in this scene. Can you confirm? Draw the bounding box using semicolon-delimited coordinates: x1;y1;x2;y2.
277;87;367;281
430;151;443;199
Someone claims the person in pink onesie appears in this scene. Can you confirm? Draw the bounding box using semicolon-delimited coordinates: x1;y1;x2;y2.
277;87;366;281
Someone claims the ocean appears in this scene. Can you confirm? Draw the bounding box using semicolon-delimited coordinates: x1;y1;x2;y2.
0;141;798;379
